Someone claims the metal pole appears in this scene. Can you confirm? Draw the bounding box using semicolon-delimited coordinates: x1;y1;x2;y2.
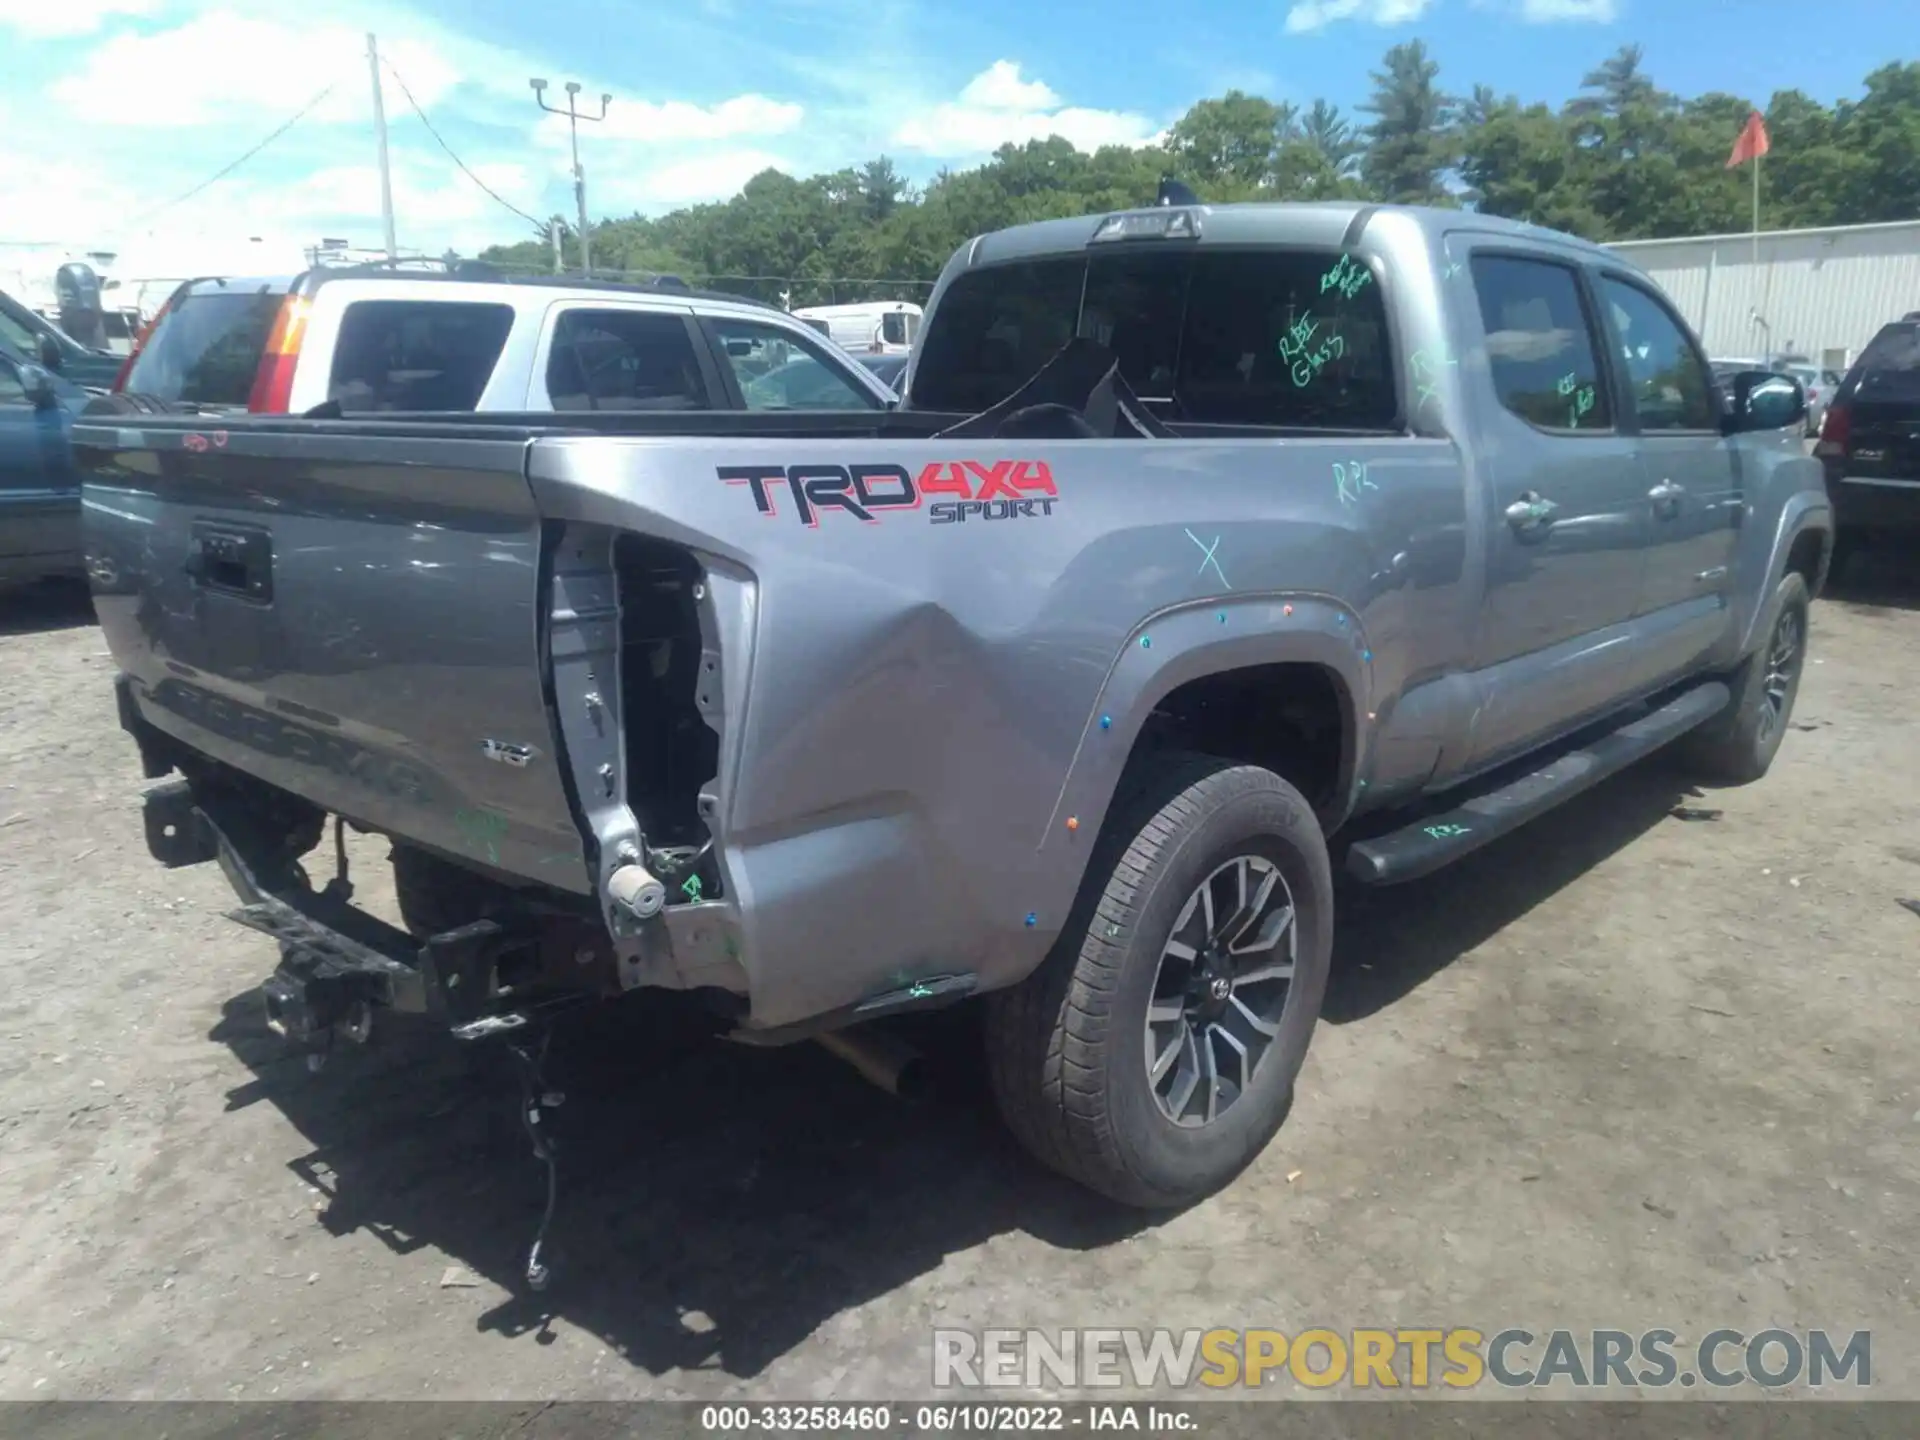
550;216;564;274
368;33;398;261
531;79;608;279
570;99;590;279
1753;151;1768;362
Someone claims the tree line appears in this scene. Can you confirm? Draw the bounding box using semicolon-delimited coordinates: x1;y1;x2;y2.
479;46;1920;307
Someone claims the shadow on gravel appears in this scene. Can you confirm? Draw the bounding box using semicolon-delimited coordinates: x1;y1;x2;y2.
203;742;1709;1377
1324;762;1690;1025
208;988;1154;1381
0;579;95;637
1822;543;1920;616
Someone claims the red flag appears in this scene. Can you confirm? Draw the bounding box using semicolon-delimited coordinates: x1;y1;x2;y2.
1726;110;1770;168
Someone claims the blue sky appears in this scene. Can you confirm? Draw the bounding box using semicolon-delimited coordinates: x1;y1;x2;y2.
1;0;1914;279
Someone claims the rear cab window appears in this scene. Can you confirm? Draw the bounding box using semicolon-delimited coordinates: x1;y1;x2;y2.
327;300;514;412
121;281;287;406
912;246;1398;429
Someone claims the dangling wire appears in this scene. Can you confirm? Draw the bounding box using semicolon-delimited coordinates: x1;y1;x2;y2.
506;1029;561;1291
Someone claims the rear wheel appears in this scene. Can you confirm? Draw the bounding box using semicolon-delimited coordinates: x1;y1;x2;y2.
984;754;1332;1207
391;844;497;937
1681;570;1811;784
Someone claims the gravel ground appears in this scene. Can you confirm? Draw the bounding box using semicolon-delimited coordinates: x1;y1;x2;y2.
1;559;1917;1403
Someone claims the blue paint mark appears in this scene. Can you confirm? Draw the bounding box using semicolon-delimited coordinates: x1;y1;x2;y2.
1100;714;1112;730
1217;611;1227;624
1185;528;1230;589
1024;912;1038;928
1361;649;1373;662
1336;614;1347;627
1140;635;1152;649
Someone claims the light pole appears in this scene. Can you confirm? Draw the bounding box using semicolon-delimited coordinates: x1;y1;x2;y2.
531;77;610;278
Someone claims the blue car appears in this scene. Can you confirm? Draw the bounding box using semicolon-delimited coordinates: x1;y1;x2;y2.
0;286;123;392
0;344;87;587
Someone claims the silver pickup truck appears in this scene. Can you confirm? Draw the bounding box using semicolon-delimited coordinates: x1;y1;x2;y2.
79;201;1830;1240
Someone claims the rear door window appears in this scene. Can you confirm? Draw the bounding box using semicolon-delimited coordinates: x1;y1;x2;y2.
121;285;286;405
328;299;513;411
911;248;1397;428
1470;255;1613;432
544;309;710;411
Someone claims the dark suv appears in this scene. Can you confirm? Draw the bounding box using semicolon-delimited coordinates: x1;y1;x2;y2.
1817;317;1920;562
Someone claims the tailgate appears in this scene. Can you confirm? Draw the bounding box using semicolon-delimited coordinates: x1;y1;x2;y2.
1846;400;1920;481
76;419;590;890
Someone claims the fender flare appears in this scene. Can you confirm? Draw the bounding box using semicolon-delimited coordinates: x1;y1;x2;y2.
1026;592;1371;925
1736;493;1832;659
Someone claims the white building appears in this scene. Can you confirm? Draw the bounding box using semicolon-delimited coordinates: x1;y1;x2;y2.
1608;218;1920;374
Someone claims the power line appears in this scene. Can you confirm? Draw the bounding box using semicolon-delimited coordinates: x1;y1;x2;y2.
383;59;546;234
125;81;340;230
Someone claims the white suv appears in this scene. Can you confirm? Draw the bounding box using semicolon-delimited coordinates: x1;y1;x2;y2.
114;269;896;416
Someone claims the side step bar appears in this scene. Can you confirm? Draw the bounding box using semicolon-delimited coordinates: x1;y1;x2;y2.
1346;680;1731;886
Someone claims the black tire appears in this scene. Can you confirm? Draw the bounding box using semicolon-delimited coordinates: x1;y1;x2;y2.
1680;570;1811;785
391;844;496;938
984;753;1333;1208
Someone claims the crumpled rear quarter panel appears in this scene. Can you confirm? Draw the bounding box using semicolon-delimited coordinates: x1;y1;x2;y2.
529;433;1467;1029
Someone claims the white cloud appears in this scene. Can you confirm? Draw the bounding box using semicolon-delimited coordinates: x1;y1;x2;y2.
0;0;155;37
892;60;1158;157
1517;0;1617;19
958;59;1059;112
1283;0;1433;33
535;93;803;148
49;12;465;126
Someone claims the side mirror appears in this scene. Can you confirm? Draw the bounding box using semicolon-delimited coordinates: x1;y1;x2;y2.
19;363;59;410
1724;369;1805;434
725;339;752;358
36;332;64;372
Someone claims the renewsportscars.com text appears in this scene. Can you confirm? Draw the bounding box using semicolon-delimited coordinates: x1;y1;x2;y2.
932;1328;1871;1391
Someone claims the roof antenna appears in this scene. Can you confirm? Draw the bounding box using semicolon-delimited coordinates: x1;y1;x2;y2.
1157;177;1200;207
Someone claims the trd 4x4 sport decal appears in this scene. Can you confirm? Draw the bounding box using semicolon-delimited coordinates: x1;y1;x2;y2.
718;460;1058;527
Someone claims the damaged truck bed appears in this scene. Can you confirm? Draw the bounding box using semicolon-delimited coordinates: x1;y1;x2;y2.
79;199;1832;1263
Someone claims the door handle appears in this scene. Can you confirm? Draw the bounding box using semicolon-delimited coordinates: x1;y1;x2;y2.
1504;492;1558;532
1648;479;1684;516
